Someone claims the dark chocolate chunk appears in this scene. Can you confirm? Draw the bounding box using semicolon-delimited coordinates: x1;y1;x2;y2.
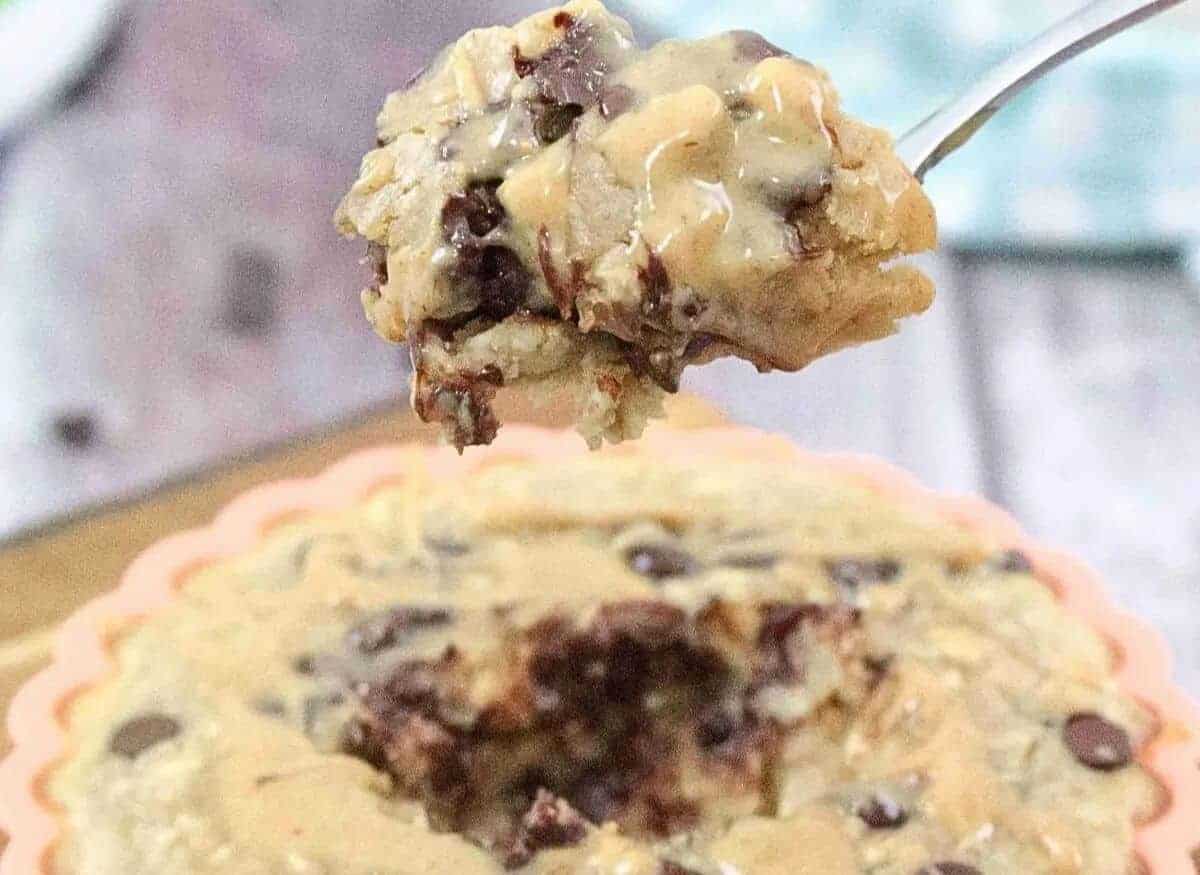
599;83;636;119
51;411;98;450
625;543;696;580
467;245;533;320
729;30;789;62
993;548;1034;574
411;366;503;450
619;342;682;394
826;558;901;591
442;180;506;244
109;713;181;759
504;790;588;869
695;707;736;748
552;11;574;28
523;22;612;109
660;864;702;875
1063;712;1132;771
532;99;584;144
348;606;454;654
915;864;981;875
856;793;908;829
292;653;317;675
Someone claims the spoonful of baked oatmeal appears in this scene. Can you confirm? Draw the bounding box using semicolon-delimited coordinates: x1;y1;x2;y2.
336;0;935;449
342;0;1183;451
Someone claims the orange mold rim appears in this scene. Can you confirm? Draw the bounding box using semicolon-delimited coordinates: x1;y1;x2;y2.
2;426;1197;873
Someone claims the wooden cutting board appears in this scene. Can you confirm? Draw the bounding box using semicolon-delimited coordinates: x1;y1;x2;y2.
0;395;724;759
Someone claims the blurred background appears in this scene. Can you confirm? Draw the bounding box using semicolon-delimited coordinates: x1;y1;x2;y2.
0;1;1197;685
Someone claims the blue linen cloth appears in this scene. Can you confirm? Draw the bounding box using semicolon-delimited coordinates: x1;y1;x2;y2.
624;0;1200;249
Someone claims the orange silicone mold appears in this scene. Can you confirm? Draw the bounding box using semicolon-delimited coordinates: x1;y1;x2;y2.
2;427;1197;873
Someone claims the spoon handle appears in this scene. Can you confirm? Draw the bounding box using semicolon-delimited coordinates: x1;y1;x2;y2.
896;0;1189;181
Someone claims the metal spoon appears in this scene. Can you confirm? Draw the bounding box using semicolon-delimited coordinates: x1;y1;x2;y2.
897;0;1190;181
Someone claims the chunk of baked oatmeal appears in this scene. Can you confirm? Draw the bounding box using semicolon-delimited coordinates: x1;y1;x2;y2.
336;2;936;448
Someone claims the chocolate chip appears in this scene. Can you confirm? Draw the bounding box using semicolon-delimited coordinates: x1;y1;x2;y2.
292;653;317;675
695;707;736;748
522;21;611;109
553;11;574;28
994;549;1034;573
463;245;533;320
730;30;788;62
599;83;636;119
916;864;981;875
856;793;908;829
348;606;454;655
504;790;588;869
51;411;98;450
108;713;181;759
411;366;502;450
625;544;695;580
1063;712;1132;771
532;100;584;144
826;558;901;591
442;180;506;244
